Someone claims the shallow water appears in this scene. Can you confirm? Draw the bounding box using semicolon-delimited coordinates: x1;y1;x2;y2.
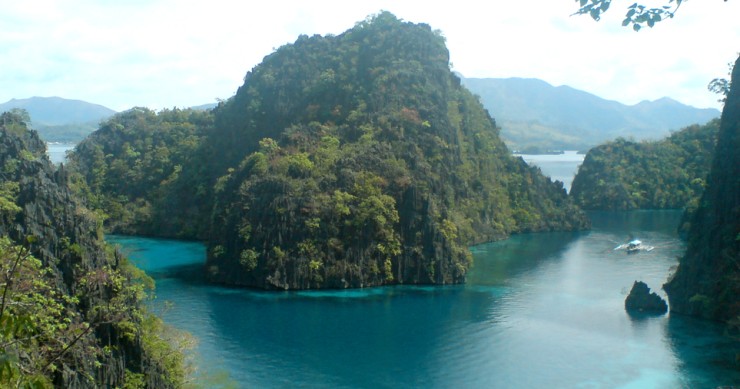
109;210;739;388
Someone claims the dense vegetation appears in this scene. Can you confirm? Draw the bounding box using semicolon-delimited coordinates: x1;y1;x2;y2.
0;109;189;387
569;119;718;211
664;55;740;324
69;107;213;238
68;12;588;290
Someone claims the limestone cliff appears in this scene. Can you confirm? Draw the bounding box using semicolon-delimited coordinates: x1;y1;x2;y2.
0;110;181;387
203;13;589;289
663;56;740;322
66;13;589;291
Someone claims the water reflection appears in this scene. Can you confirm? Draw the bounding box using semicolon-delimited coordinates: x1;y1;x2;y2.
202;283;503;387
588;209;684;236
468;231;581;286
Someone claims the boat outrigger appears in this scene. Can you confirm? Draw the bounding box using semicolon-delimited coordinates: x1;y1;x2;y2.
614;239;654;254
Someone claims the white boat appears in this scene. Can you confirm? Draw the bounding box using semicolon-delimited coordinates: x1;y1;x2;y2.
614;239;654;253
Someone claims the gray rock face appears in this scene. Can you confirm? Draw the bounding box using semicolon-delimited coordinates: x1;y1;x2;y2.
663;55;740;322
625;281;668;314
0;115;175;387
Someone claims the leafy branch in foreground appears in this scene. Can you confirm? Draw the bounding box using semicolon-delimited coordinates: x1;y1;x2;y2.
708;59;736;104
573;0;689;31
0;236;88;388
0;236;194;388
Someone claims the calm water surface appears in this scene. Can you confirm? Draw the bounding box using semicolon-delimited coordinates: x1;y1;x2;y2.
46;142;75;165
109;209;739;388
515;151;585;192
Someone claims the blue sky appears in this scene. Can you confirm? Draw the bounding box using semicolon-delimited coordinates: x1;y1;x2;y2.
1;0;737;111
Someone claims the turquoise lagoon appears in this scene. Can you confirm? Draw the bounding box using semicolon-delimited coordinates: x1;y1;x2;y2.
109;210;739;388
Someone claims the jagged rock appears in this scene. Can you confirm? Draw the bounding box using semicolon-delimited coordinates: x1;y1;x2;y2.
200;12;590;290
625;281;668;314
663;55;740;322
0;112;177;387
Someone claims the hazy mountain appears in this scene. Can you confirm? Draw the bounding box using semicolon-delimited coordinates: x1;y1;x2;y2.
191;102;218;111
0;96;116;125
0;96;116;142
462;77;720;151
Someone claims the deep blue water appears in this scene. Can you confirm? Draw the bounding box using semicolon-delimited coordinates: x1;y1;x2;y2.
108;210;740;388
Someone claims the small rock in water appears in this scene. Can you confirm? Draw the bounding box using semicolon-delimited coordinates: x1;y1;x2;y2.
625;281;668;314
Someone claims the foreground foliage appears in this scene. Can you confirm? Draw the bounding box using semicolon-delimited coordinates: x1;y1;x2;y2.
574;0;686;31
0;110;189;387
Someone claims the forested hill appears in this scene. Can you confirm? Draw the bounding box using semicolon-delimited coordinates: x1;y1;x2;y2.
0;111;186;387
569;119;718;211
462;77;720;152
69;12;589;290
69;107;214;238
664;55;740;323
203;12;588;289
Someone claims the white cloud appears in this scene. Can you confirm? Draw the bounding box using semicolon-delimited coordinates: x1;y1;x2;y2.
0;0;737;111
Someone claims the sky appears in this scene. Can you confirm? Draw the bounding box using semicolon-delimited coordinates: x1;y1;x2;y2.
1;1;738;112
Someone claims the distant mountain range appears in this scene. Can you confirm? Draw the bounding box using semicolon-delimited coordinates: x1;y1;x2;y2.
3;82;720;149
191;102;218;111
461;77;720;152
0;97;116;142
